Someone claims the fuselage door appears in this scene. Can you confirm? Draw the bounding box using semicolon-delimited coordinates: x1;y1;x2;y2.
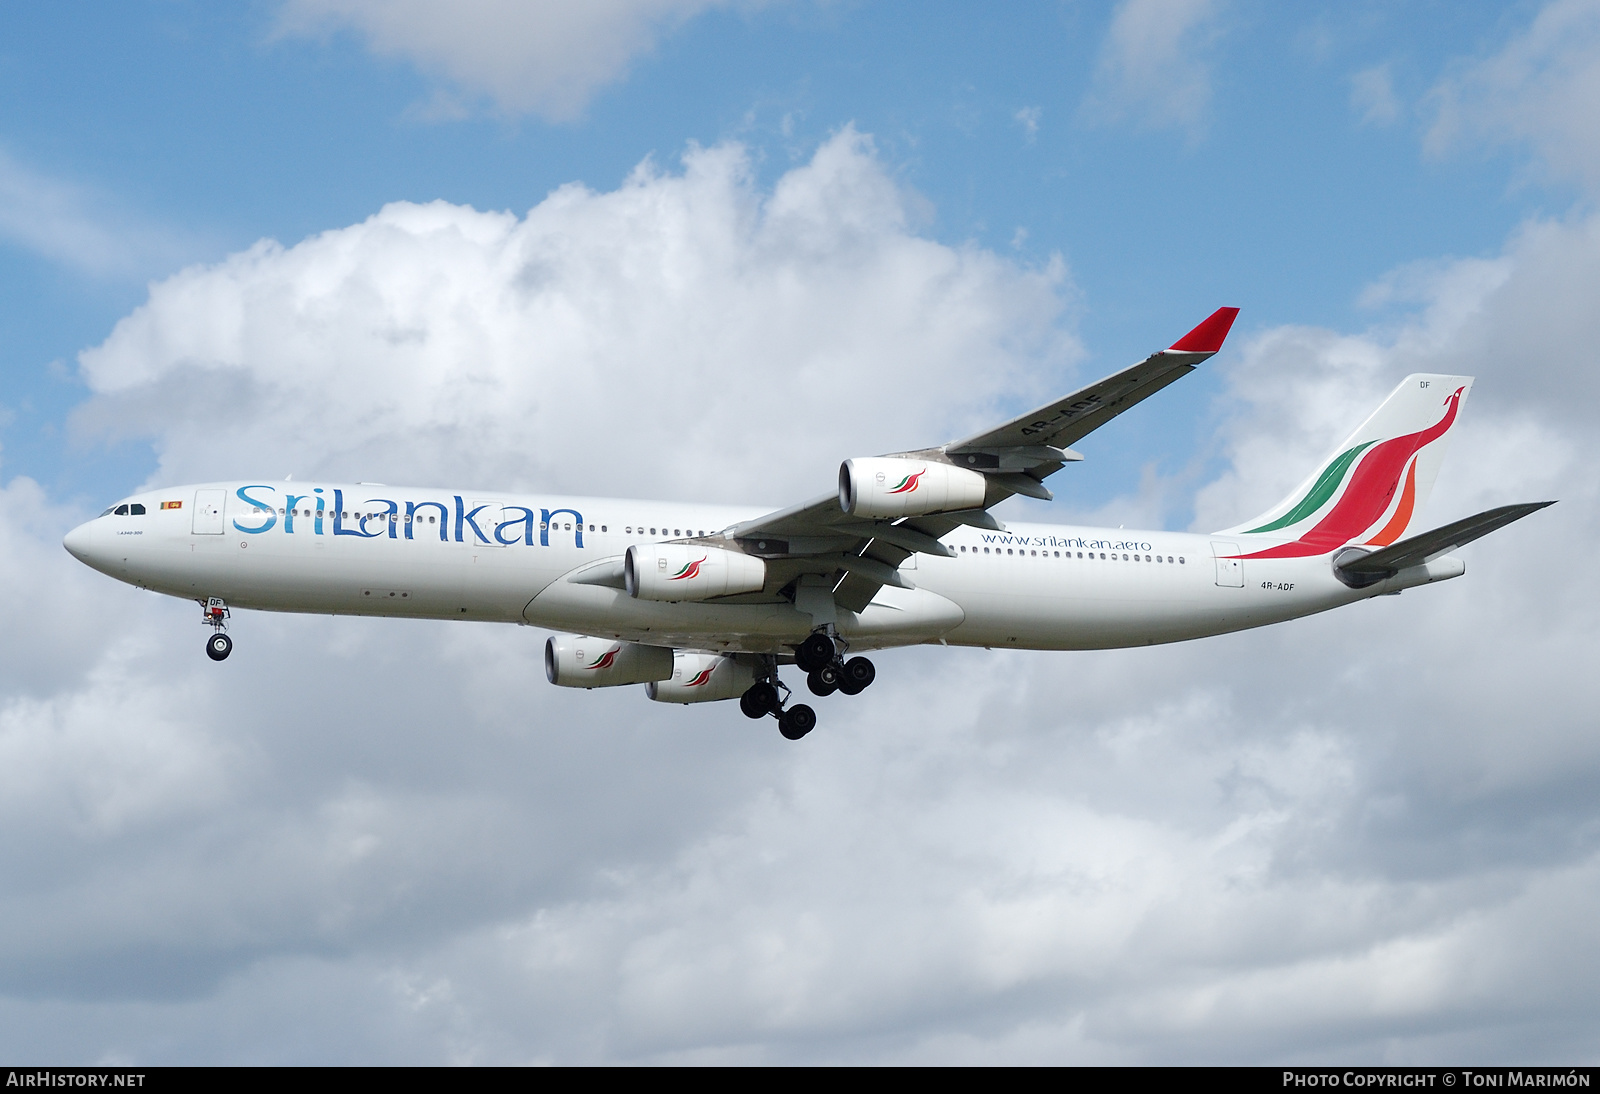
193;489;226;535
468;500;508;547
1211;540;1244;587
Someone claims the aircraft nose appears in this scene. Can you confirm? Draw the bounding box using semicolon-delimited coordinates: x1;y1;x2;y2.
62;519;104;567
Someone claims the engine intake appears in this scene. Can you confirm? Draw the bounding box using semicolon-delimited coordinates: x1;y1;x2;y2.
647;651;757;704
839;458;987;518
545;636;673;688
625;544;765;601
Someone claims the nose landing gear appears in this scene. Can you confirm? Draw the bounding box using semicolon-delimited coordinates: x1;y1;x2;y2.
202;597;232;661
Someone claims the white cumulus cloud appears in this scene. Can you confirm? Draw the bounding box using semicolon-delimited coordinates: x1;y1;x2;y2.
74;128;1077;506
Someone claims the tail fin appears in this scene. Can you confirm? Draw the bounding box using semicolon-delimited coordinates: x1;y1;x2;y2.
1216;374;1473;558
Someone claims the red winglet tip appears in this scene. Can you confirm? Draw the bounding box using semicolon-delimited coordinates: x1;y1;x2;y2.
1169;306;1240;353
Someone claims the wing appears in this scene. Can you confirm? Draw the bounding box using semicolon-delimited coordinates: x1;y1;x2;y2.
948;306;1239;456
717;308;1241;614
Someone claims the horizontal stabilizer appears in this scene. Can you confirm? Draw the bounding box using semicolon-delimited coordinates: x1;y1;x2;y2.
1335;501;1554;583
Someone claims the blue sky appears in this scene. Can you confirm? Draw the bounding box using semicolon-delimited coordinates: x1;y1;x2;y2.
4;0;1600;1065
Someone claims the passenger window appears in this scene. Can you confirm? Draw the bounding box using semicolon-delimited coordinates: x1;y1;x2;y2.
601;525;607;532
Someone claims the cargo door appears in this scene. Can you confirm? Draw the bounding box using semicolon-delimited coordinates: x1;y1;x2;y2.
1211;540;1244;587
193;489;226;535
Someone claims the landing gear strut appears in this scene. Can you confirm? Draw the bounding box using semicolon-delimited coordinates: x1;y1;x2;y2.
202;597;232;661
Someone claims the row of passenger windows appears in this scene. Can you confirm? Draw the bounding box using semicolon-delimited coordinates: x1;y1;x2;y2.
626;526;707;537
237;505;719;538
249;508;615;534
256;508;438;523
957;545;1185;564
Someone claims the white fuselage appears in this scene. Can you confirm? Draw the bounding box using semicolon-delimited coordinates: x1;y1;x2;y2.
63;480;1464;654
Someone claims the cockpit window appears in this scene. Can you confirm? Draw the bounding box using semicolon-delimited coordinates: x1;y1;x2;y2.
114;504;129;516
129;503;146;515
100;507;115;517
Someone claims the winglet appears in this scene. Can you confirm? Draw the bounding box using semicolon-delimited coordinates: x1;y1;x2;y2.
1169;307;1240;354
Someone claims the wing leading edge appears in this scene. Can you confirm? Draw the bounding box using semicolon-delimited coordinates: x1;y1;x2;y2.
715;308;1241;613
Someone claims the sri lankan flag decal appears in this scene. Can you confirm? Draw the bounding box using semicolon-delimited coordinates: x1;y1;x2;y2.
161;500;182;510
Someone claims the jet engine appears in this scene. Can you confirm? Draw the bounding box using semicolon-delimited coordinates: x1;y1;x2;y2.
646;651;757;704
839;457;987;518
625;544;765;602
545;635;673;688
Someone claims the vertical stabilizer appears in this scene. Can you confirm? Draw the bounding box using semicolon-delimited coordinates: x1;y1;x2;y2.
1216;374;1473;557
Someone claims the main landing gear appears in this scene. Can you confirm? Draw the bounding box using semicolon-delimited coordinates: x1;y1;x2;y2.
740;632;876;742
202;597;232;661
796;630;875;700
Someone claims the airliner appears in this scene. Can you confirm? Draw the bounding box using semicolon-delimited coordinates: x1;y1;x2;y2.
62;308;1551;740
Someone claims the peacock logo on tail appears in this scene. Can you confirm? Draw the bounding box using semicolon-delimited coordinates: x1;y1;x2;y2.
1236;386;1466;560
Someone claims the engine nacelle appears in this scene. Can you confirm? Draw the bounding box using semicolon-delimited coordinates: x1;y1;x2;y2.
625;544;766;602
545;635;673;688
646;651;757;704
839;457;987;518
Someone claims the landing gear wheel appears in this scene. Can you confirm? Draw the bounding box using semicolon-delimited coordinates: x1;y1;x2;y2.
206;633;233;662
778;703;817;740
807;664;840;697
740;682;780;719
838;656;875;695
795;632;836;673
